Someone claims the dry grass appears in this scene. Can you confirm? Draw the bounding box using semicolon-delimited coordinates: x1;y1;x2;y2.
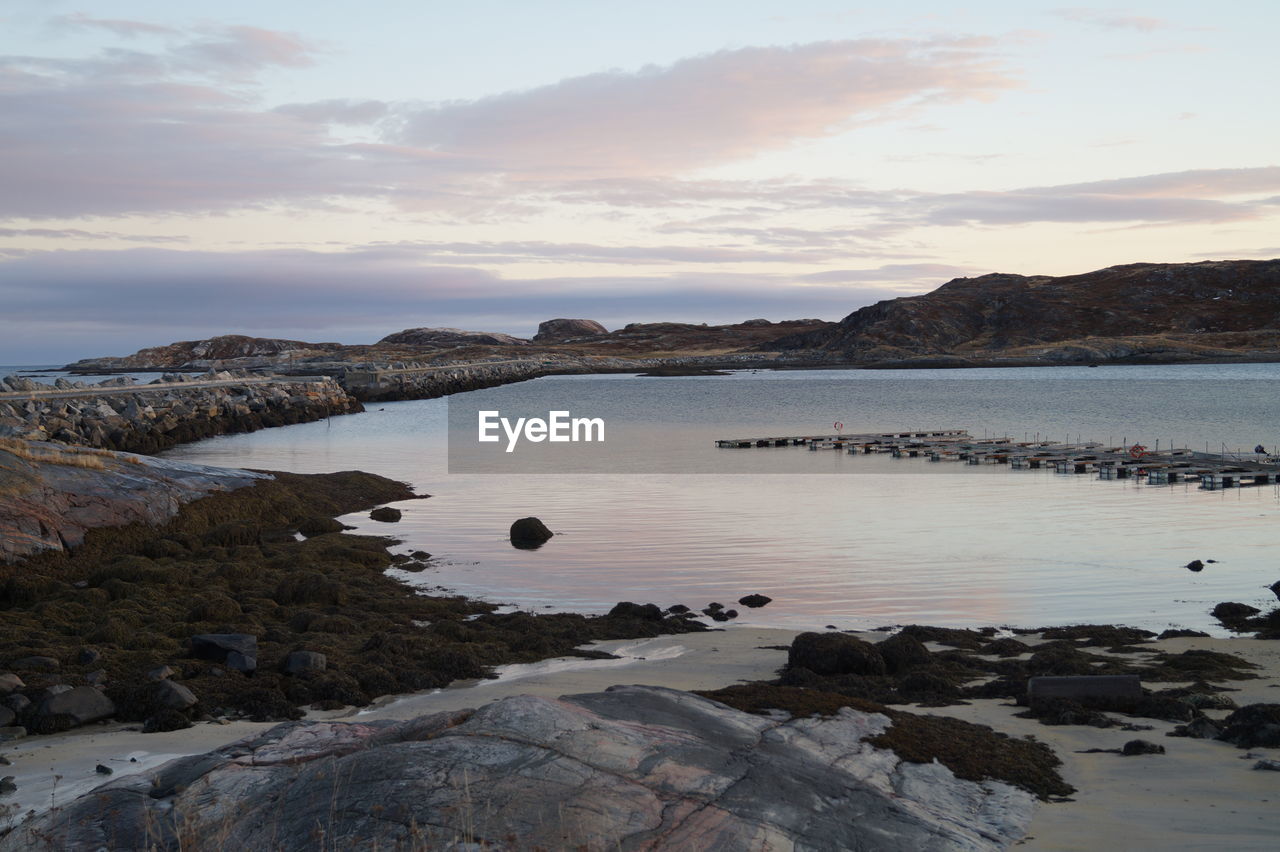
0;437;111;469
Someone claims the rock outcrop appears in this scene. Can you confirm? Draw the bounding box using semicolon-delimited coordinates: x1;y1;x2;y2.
533;318;608;341
377;327;529;347
65;334;346;372
771;259;1280;364
0;440;269;562
1;686;1035;851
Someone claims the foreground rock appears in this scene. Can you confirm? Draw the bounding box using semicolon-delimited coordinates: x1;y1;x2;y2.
1;686;1035;851
0;439;270;562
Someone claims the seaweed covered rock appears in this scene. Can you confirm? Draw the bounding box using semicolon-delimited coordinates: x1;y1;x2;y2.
369;507;402;523
788;632;887;677
1216;704;1280;748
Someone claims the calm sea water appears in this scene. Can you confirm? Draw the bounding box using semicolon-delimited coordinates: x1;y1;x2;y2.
159;364;1280;635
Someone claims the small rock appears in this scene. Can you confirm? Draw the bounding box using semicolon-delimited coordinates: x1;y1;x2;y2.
667;604;691;614
76;648;102;666
1253;759;1280;771
280;651;327;675
789;632;887;677
0;755;9;766
1185;560;1204;572
42;684;73;699
146;665;175;682
296;516;345;538
95;764;113;776
723;609;739;619
151;680;198;711
0;727;28;743
225;651;256;674
369;507;402;523
738;594;772;608
4;694;31;714
1270;580;1280;601
1121;739;1165;756
411;551;431;560
704;602;724;612
10;655;59;672
85;669;108;686
0;672;23;693
0;776;16;796
0;707;13;727
191;634;258;674
1170;717;1222;739
509;517;553;548
1157;629;1210;640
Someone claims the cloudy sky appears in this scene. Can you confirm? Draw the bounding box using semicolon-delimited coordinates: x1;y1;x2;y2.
1;1;1277;362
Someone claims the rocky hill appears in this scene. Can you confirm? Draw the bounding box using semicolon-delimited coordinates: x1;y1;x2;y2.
771;259;1280;364
65;334;345;372
376;327;530;347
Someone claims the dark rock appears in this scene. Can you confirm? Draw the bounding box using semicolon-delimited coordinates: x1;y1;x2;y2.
1270;580;1280;601
706;610;731;622
42;684;73;699
1157;629;1211;640
1213;602;1261;621
1216;704;1280;748
723;609;738;619
1121;739;1165;756
788;632;887;677
1186;559;1204;572
147;665;175;682
981;637;1032;657
705;602;724;612
0;707;12;727
369;507;402;523
76;648;102;666
151;680;198;711
0;776;15;795
191;634;258;674
95;764;113;775
1254;759;1280;771
533;318;608;342
33;686;116;730
897;671;960;700
1170;717;1222;739
85;669;108;686
143;710;194;734
296;516;345;537
606;602;663;621
10;655;58;672
281;651;328;675
4;695;31;715
667;604;691;614
0;728;26;743
509;516;553;548
410;550;431;560
737;594;772;608
877;633;932;674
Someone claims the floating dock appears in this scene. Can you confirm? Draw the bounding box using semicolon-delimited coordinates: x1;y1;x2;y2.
714;429;1280;491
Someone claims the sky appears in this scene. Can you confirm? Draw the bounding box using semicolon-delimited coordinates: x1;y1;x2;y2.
1;1;1277;362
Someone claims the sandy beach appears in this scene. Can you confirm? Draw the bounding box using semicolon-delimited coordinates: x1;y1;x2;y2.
4;625;1278;849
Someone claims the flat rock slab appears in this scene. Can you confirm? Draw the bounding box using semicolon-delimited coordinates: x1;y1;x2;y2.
1028;675;1142;706
1;685;1034;851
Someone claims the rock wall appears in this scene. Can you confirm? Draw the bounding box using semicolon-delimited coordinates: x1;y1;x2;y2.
0;375;361;454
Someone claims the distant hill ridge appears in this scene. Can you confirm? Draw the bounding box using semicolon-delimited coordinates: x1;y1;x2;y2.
769;259;1280;360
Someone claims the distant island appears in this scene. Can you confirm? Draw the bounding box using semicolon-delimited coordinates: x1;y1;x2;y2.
65;259;1280;378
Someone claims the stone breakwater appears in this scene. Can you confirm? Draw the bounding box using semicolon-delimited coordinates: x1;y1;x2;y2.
0;373;361;454
338;352;788;402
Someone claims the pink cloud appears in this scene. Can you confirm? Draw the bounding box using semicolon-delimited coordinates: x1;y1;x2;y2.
397;39;1017;177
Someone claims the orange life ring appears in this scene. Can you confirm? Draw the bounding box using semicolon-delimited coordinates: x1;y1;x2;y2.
1129;444;1148;459
833;421;844;433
